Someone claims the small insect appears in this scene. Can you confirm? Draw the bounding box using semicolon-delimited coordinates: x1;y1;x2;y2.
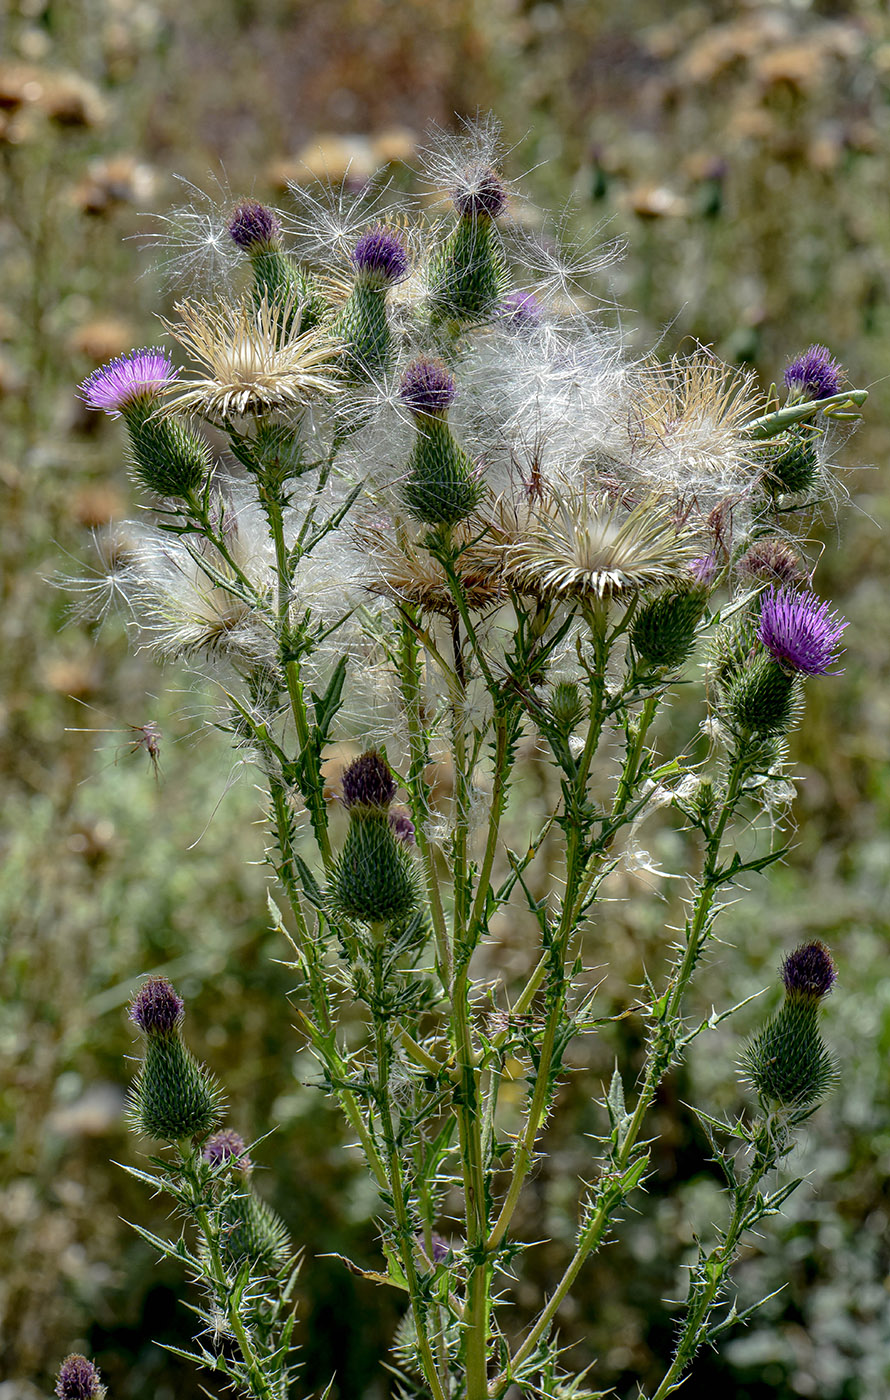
66;701;163;783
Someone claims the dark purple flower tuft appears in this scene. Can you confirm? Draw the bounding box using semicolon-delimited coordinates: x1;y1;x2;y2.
689;553;718;586
781;941;837;999
56;1356;104;1400
79;348;177;418
129;976;184;1035
399;358;456;415
431;1232;450;1263
499;290;542;328
228;200;281;250
453;166;508;219
736;537;804;587
203;1128;251;1171
389;809;416;846
341;751;397;811
351;225;410;285
784;344;842;402
757;586;846;676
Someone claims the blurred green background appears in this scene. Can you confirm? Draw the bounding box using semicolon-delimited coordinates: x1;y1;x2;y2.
2;1;890;1397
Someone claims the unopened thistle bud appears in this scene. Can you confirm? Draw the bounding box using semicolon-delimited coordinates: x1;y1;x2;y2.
631;584;707;671
227;199;321;334
329;752;419;925
725;652;798;737
736;537;804;587
127;976;222;1142
550;680;586;733
336;226;409;380
429;166;508;325
79;348;211;498
742;941;837;1106
399;359;484;527
784;344;842;403
202;1127;290;1270
761;424;820;496
56;1355;105;1400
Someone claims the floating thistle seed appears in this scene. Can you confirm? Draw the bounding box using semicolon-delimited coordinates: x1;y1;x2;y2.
757;586;847;676
742;941;837;1107
162;295;342;419
127;976;222;1141
329;751;419;925
79;348;210;499
784;343;842;402
504;483;700;601
56;1355;105;1400
399;359;484;527
736;536;804;587
227;199;321;334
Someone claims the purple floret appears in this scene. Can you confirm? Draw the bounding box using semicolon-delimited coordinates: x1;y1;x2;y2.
399;357;456;415
56;1356;103;1400
228;200;282;250
203;1128;251;1171
757;586;847;676
342;751;397;810
784;344;842;401
129;976;185;1035
389;809;416;846
453;166;508;219
352;225;410;285
781;941;837;999
689;553;718;586
499;290;542;328
79;348;177;418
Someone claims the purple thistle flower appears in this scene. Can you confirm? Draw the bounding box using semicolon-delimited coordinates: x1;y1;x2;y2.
203;1128;251;1171
228;200;282;250
689;553;718;586
389;808;416;846
56;1356;104;1400
453;165;508;219
784;344;842;401
79;348;177;419
499;290;542;328
757;586;847;676
781;941;837;999
341;751;397;810
351;225;410;285
129;976;185;1035
399;358;456;415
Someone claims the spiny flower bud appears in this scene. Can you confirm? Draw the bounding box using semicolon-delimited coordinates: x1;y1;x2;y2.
736;537;804;587
328;811;420;925
203;1127;251;1172
336;229;408;383
550;680;586;733
742;942;837;1107
429;178;508;325
127;977;222;1142
222;1186;291;1272
399;360;484;527
56;1355;105;1400
228;200;282;251
341;750;397;811
784;344;842;402
725;652;798;737
757;586;847;676
631;586;706;671
761;424;819;496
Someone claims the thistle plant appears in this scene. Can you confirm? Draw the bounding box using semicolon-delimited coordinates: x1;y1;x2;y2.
68;117;868;1399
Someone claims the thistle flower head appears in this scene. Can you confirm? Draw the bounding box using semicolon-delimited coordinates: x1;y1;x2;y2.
351;225;410;285
162;295;342;418
689;553;718;585
129;976;184;1035
203;1127;251;1170
389;809;416;846
736;536;804;587
56;1355;105;1400
418;113;512;219
228;200;282;250
499;290;542;328
341;750;397;810
781;941;837;999
757;586;847;675
399;357;456;416
784;344;842;401
505;483;700;600
453;165;508;219
79;348;178;418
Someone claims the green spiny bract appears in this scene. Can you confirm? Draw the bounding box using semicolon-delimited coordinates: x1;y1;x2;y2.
760;424;819;496
428;213;507;326
128;1032;223;1141
550;680;586;732
725;652;798;737
403;416;484;527
122;401;211;498
248;244;324;336
336;281;392;381
742;996;837;1107
221;1188;292;1272
328;810;420;925
631;586;707;670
